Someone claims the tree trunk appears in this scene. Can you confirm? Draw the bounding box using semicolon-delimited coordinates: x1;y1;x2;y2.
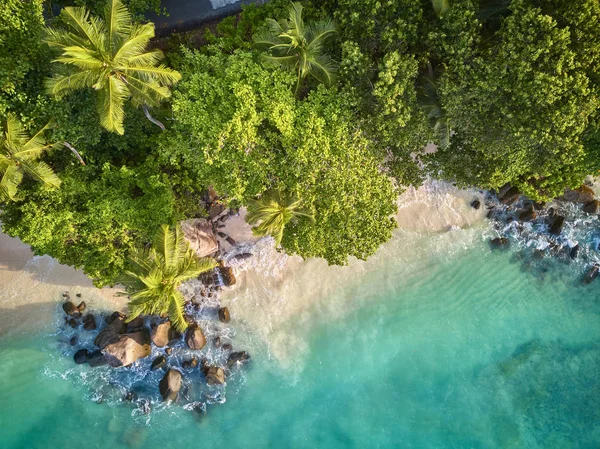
63;142;85;165
142;105;166;131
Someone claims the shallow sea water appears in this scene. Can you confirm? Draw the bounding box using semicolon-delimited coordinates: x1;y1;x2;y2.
1;225;599;449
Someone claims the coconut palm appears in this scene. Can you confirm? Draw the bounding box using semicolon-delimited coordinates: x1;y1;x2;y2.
44;0;181;135
253;2;337;94
118;224;217;332
246;190;313;246
0;114;61;202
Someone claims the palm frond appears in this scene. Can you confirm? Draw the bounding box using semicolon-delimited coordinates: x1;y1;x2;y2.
123;65;181;85
308;53;337;86
0;164;24;202
306;19;337;49
113;23;155;63
98;76;128;134
288;2;305;36
61;6;105;50
45;71;99;98
168;291;187;332
4;114;29;150
106;0;131;52
432;0;451;16
18;160;61;188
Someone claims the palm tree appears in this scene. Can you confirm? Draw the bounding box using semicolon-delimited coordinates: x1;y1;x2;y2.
253;2;337;95
44;0;181;135
118;224;217;332
0;114;61;202
246;190;313;246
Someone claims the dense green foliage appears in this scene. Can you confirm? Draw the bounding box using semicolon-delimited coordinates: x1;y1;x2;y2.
119;224;217;332
1;0;600;284
45;0;181;134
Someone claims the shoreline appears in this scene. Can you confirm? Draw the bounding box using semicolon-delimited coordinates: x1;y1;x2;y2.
0;180;485;340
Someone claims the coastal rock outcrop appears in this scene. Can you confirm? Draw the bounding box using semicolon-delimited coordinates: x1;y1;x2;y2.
185;324;206;350
560;185;595;204
83;314;97;331
94;316;127;348
180;218;218;258
548;215;565;235
102;329;151;367
159;369;182;401
62;301;81;318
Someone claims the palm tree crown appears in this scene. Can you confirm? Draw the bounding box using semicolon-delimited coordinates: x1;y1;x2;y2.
253;2;337;94
0;114;61;202
44;0;181;135
119;224;217;332
246;190;313;246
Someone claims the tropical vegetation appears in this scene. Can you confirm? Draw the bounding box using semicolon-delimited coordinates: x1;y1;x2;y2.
0;0;598;291
44;0;181;134
119;224;217;332
0;114;61;202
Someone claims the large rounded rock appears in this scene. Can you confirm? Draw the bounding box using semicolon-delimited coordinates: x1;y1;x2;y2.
185;325;206;350
62;301;81;318
94;316;127;348
103;329;151;367
490;237;509;249
583;264;600;285
180;218;218;258
159;369;182;401
150;321;173;348
218;307;230;323
205;366;226;385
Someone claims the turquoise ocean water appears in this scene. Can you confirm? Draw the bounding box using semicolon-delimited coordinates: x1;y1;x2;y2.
1;229;600;449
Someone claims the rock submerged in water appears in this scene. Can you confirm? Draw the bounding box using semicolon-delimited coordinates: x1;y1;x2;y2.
151;355;166;371
470;199;481;210
582;200;599;214
490;237;509;249
227;351;251;367
74;349;88;364
218;307;230;323
102;329;151;367
74;348;107;366
159;369;182;402
583;264;600;284
185;324;206;350
83;314;96;331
